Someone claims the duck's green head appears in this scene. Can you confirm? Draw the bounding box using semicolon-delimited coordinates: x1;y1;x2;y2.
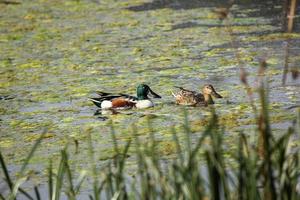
137;84;161;100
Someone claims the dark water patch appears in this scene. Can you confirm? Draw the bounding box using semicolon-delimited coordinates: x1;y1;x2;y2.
0;95;15;100
127;0;229;12
231;29;280;37
232;3;283;18
171;21;273;30
171;21;199;30
125;34;155;43
0;1;21;5
126;0;284;15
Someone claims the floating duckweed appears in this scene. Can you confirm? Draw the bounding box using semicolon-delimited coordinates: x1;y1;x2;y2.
158;140;177;156
0;139;15;148
24;133;55;142
204;48;225;57
266;57;280;65
4;33;23;41
247;33;300;42
62;117;74;123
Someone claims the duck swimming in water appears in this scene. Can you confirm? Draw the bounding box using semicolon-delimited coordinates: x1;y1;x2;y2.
172;84;222;106
90;84;161;109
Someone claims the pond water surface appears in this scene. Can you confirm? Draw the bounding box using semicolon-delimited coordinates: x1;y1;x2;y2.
0;0;300;192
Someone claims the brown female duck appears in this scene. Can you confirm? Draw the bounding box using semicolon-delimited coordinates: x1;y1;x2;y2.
172;84;222;106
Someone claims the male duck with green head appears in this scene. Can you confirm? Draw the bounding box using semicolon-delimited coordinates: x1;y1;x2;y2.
90;84;161;109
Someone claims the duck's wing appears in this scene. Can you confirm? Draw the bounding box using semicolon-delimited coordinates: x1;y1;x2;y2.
95;91;113;97
193;93;207;106
174;86;195;93
118;93;138;102
94;91;137;101
175;87;198;97
90;92;138;108
194;93;204;101
172;87;199;105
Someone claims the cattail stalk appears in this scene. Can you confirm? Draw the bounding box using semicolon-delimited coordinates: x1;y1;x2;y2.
287;0;297;33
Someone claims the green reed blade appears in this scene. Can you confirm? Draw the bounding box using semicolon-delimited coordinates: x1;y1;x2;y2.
48;160;53;200
88;194;94;200
18;188;34;200
0;152;13;191
20;130;46;175
62;149;75;199
34;186;41;200
171;126;183;164
183;108;191;154
87;132;99;200
9;176;27;200
0;193;5;200
53;150;66;200
74;170;87;194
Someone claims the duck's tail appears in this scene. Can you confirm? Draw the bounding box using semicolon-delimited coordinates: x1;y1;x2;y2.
89;98;105;108
89;98;103;108
174;86;184;90
171;91;177;98
95;91;112;97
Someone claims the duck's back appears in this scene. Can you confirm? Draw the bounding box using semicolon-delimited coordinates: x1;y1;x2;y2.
174;88;204;105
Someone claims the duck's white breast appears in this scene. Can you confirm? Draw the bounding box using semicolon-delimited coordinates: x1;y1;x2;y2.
136;100;154;109
101;100;113;109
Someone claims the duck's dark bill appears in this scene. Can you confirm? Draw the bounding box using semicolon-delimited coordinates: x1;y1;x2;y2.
212;91;222;98
149;89;161;98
